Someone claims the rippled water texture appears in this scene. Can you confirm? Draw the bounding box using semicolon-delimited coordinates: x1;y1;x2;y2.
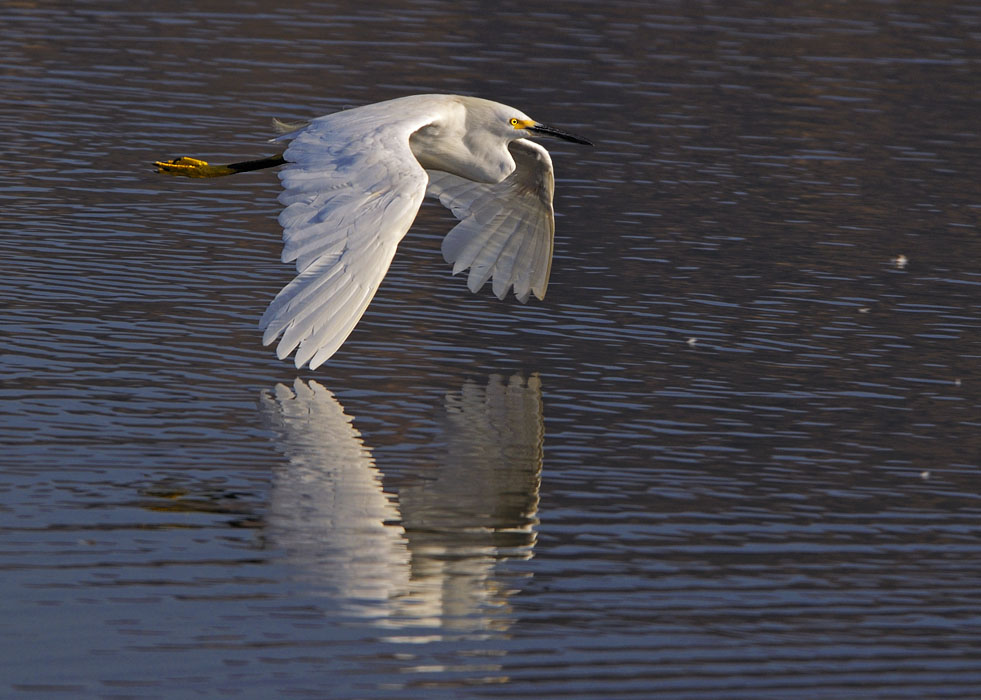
2;1;980;698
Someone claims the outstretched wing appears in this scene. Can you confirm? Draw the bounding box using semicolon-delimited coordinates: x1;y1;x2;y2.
427;139;555;303
261;107;438;369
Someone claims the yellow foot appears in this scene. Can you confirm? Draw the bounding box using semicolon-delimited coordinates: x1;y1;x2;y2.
153;156;236;178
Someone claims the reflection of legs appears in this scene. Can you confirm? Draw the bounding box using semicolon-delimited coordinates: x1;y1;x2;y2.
153;153;286;178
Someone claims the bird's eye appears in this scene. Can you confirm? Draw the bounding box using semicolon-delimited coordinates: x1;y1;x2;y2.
509;118;519;127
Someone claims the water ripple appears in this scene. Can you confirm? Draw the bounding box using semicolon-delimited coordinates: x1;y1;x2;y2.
2;1;980;698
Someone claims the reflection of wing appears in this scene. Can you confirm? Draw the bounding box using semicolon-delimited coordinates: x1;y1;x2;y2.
261;374;543;638
261;105;441;369
441;372;543;544
261;379;409;606
397;374;543;627
428;140;555;303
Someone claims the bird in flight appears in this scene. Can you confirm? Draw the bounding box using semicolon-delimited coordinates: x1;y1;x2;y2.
155;94;592;369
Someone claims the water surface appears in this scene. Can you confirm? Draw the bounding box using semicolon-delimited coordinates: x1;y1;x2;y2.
1;1;980;698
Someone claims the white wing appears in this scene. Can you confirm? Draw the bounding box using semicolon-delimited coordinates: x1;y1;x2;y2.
260;106;439;369
427;139;555;303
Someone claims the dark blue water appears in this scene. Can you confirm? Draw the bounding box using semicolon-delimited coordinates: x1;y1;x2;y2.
2;1;979;698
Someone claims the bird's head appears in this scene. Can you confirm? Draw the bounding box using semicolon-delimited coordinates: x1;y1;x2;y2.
507;116;593;146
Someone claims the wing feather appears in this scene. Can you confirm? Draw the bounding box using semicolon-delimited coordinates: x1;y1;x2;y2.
427;139;555;303
260;103;440;369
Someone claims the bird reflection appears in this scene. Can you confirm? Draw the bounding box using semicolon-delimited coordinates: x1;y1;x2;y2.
261;380;409;611
260;374;543;639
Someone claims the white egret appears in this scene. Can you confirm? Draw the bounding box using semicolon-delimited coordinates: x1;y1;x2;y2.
155;94;591;369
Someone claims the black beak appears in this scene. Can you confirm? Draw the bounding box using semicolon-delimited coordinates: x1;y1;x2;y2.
528;122;593;146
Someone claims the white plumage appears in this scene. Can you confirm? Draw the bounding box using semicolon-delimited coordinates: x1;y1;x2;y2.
157;94;591;368
429;139;555;304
